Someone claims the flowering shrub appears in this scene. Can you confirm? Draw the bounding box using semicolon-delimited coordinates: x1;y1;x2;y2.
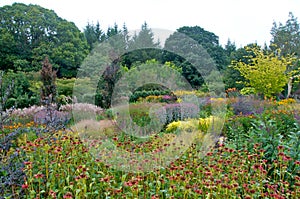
225;87;240;97
166;116;223;134
10;105;71;131
228;97;268;115
199;116;213;133
0;122;46;198
166;119;199;133
3;131;299;198
156;103;199;125
137;94;176;103
59;103;103;115
33;109;71;125
166;121;181;132
161;94;176;103
60;103;104;122
278;98;296;105
173;90;209;97
11;105;46;123
139;95;162;103
129;90;170;102
2;91;300;198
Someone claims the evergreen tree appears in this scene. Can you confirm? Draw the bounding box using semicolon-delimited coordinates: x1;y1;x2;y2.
270;12;300;56
84;21;105;50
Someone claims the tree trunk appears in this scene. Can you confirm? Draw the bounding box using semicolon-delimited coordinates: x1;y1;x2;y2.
286;77;293;99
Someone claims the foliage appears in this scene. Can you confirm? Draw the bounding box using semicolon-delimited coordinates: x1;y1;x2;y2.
166;116;222;134
0;151;26;198
176;26;229;71
240;87;256;96
0;3;89;77
228;97;267;115
84;21;105;50
56;78;75;97
269;12;300;98
40;57;57;103
121;22;160;68
0;71;40;109
1;96;300;198
155;103;199;125
0;71;14;129
223;44;259;90
130;90;170;102
270;12;300;57
1;126;300;198
233;45;294;98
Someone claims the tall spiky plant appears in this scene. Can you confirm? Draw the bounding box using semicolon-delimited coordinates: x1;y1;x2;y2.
40;57;57;104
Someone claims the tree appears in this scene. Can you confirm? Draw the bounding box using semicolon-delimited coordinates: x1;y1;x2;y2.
106;23;121;38
128;22;160;50
270;12;300;97
121;22;161;68
164;30;219;90
84;21;105;51
224;39;237;58
270;12;300;56
233;46;294;98
41;57;56;103
223;43;258;90
0;3;89;77
176;26;229;71
161;26;230;89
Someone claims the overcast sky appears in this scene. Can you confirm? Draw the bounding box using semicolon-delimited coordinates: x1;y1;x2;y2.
0;0;299;47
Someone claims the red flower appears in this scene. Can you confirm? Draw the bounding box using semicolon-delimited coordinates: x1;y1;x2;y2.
34;173;44;179
277;145;284;150
278;152;285;157
24;161;32;165
194;189;202;194
49;190;57;198
124;181;133;186
21;184;28;189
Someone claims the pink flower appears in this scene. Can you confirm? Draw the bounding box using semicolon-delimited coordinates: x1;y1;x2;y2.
21;184;28;189
63;192;73;199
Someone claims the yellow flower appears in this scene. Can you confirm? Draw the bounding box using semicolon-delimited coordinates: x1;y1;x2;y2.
176;98;182;103
166;121;181;132
278;98;296;105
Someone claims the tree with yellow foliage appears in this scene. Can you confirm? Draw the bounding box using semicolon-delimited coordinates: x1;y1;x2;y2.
233;46;296;99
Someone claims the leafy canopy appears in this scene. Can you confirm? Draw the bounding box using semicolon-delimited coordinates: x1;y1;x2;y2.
0;3;89;77
233;46;295;98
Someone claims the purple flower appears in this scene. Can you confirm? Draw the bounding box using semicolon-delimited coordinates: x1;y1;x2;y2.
162;95;172;100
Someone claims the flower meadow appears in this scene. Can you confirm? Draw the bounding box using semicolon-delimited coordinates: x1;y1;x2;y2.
1;96;300;199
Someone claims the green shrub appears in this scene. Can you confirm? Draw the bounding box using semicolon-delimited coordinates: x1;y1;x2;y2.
129;90;171;102
5;98;16;109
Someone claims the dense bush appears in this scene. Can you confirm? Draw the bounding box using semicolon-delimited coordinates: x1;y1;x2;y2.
56;78;76;97
2;71;40;109
129;90;171;102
